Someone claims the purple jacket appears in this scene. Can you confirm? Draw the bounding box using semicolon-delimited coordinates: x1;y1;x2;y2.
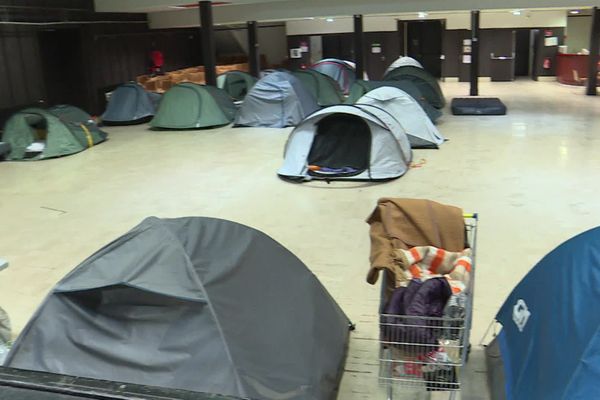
382;278;451;353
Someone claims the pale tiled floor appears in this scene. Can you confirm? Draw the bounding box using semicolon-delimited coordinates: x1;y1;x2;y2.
1;80;600;399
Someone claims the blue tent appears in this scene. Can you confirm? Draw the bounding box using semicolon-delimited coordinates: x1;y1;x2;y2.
488;227;600;399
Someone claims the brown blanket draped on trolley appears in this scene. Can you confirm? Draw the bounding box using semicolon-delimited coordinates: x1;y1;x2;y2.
366;198;465;292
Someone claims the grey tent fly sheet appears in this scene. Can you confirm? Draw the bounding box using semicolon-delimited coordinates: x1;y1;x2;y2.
278;104;412;182
235;71;319;128
384;56;423;75
101;83;160;125
5;217;351;400
357;87;445;149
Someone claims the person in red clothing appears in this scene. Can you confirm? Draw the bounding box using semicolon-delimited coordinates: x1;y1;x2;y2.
149;49;164;76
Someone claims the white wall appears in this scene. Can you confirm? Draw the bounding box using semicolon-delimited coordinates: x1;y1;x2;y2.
111;0;586;24
284;9;567;36
480;9;566;28
566;15;593;53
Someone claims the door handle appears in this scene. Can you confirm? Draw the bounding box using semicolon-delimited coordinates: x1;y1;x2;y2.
490;52;515;60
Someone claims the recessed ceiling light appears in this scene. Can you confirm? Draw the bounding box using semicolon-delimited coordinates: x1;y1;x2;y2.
304;17;315;20
325;18;334;22
512;10;522;16
168;5;186;9
569;10;581;14
417;12;428;19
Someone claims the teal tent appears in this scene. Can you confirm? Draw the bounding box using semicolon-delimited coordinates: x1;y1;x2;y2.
1;105;107;160
150;83;236;129
383;66;445;109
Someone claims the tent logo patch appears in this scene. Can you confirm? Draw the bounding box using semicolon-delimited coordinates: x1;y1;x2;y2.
512;299;531;332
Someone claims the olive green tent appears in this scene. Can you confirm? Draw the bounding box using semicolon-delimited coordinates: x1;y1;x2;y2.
383;65;446;109
217;71;257;101
292;69;343;106
150;83;236;129
345;80;442;122
1;105;107;161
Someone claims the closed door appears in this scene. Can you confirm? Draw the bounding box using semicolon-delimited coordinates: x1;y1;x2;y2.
486;30;516;81
365;32;400;80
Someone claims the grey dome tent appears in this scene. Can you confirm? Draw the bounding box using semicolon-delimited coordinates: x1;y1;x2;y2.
216;70;257;101
357;87;445;149
383;65;446;109
150;83;236;129
5;216;351;400
101;83;161;125
310;59;356;94
235;71;319;128
292;69;343;106
1;105;107;160
345;80;442;123
278;104;412;181
384;56;423;75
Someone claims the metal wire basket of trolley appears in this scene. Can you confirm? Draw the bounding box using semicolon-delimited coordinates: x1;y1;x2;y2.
365;199;478;399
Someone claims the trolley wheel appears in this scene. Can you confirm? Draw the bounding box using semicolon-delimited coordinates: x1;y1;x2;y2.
348;322;356;331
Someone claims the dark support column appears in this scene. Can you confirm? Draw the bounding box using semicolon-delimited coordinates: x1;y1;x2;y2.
199;1;216;86
396;20;405;56
586;6;600;96
353;14;364;79
470;10;480;96
247;21;260;78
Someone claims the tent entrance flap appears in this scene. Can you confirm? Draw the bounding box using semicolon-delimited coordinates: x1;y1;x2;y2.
23;113;48;158
307;113;371;177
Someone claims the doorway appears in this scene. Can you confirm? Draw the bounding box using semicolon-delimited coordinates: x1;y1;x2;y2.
38;28;86;107
514;29;531;76
402;20;443;77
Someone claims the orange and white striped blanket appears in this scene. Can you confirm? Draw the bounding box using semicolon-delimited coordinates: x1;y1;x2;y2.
393;246;472;293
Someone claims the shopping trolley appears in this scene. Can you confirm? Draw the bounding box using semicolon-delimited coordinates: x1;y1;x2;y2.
378;214;478;399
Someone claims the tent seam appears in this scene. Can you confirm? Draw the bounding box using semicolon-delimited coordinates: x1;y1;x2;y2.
156;219;249;398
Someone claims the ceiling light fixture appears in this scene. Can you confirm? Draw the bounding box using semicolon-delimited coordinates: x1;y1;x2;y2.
325;17;334;22
512;10;522;16
417;12;428;19
569;10;581;14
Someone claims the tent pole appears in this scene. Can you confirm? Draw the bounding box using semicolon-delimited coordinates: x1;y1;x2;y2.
247;21;261;78
199;1;217;86
586;7;600;96
353;14;365;80
470;10;480;96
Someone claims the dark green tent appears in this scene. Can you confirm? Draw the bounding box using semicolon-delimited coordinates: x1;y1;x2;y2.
383;65;445;109
292;69;343;106
345;80;442;122
217;71;257;101
1;105;107;160
150;83;236;129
